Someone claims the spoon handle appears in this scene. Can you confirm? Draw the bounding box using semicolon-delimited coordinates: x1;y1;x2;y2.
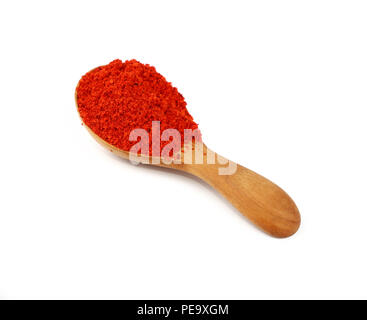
184;149;300;238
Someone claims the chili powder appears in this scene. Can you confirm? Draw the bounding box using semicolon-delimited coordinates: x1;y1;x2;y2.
76;59;200;155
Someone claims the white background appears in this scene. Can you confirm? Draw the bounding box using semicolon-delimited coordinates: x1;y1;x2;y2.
0;1;366;299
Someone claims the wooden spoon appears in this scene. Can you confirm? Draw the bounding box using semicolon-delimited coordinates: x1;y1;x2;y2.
75;93;300;238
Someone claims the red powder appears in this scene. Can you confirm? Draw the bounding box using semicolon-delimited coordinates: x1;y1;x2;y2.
76;59;200;155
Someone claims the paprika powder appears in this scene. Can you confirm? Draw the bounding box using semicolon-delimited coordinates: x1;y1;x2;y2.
76;59;200;156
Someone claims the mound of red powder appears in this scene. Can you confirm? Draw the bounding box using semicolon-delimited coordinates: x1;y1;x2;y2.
76;59;200;155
